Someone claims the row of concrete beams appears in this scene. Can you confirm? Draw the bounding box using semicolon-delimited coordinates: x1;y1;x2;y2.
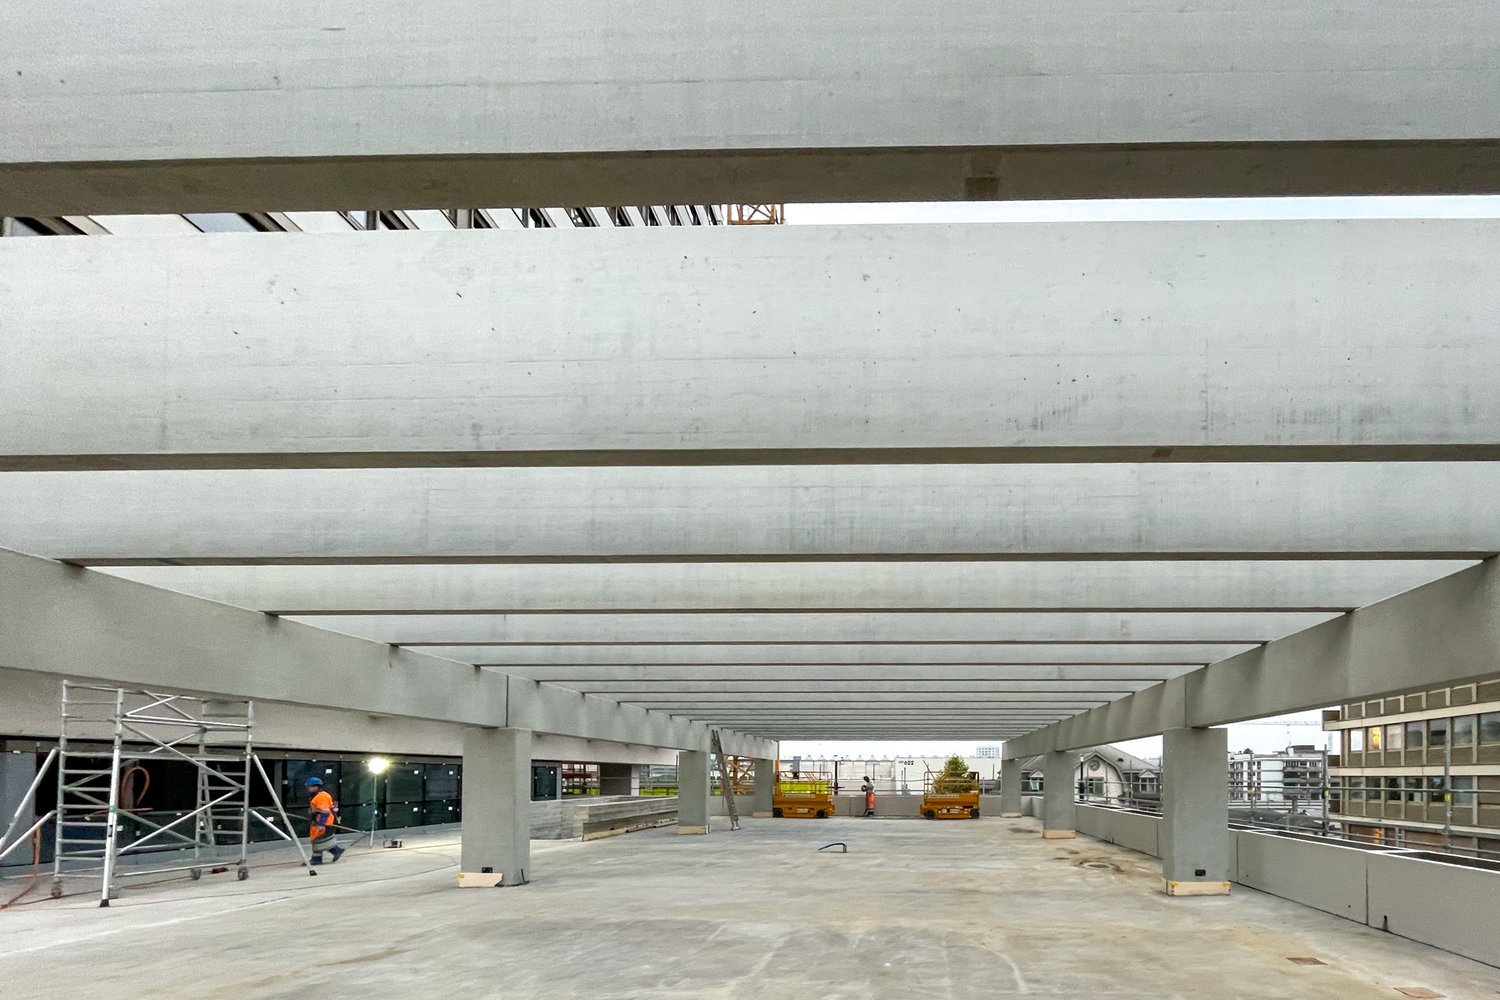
4;464;1497;563
92;561;1474;613
1004;558;1500;757
0;546;775;757
5;222;1500;470
4;0;1499;213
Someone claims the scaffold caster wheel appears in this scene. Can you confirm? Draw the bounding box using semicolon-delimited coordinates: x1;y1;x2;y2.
50;880;63;899
236;868;249;881
189;868;203;881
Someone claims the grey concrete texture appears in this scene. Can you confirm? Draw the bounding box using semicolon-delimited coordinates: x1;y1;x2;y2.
1007;558;1500;755
676;751;710;830
999;765;1023;816
4;1;1500;212
0;547;774;757
284;610;1340;645
459;728;530;883
1077;803;1500;968
1159;727;1230;885
94;559;1474;613
5;464;1498;562
1042;751;1077;834
457;643;1257;666
4;821;1497;999
6;223;1500;469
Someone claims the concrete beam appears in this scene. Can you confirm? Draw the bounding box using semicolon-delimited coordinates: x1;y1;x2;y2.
1006;558;1500;755
4;1;1498;213
542;684;1148;697
5;465;1497;562
490;665;1196;683
284;611;1338;646
451;645;1252;666
0;546;502;726
0;546;773;756
6;223;1500;469
93;561;1471;614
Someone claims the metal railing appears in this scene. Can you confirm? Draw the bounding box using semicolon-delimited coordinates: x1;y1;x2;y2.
1068;761;1500;866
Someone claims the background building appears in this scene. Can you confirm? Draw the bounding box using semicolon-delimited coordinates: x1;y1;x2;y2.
1016;746;1159;805
1325;679;1500;858
1228;746;1325;808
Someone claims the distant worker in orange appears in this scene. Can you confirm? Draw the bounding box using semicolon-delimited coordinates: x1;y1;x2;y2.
304;776;345;865
862;776;876;817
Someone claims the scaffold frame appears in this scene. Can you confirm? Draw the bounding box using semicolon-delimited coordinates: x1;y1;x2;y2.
0;682;312;908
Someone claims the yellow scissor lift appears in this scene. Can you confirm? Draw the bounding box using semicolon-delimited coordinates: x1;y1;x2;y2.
772;769;836;818
921;770;981;819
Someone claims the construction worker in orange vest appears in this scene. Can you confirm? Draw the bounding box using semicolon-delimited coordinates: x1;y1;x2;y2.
305;776;345;865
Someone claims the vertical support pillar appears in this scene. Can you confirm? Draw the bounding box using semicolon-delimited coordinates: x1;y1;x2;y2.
1161;727;1231;896
677;750;710;834
751;758;775;817
1042;750;1076;838
459;727;531;887
599;763;638;797
999;759;1023;817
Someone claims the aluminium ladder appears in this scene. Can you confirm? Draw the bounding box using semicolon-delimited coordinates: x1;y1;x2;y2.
709;730;741;831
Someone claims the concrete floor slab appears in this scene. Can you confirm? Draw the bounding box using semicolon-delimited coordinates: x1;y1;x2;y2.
1;818;1497;999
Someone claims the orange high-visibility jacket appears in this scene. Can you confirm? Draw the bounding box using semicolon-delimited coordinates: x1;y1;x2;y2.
309;789;337;839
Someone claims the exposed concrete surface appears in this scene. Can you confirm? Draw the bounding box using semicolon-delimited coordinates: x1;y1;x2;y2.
5;464;1499;564
9;818;1493;999
5;1;1500;211
6;224;1500;469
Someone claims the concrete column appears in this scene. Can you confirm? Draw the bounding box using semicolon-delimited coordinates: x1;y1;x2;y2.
1042;751;1076;838
459;727;531;887
751;758;775;817
999;759;1023;817
599;762;638;797
1160;727;1231;896
677;750;711;834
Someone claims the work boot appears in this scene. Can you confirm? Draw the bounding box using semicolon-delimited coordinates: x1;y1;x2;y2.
310;853;323;866
328;845;345;863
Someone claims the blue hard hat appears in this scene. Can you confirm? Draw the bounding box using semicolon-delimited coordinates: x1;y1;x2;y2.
304;776;324;786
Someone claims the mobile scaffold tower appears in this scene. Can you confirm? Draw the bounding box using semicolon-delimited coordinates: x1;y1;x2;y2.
0;682;311;907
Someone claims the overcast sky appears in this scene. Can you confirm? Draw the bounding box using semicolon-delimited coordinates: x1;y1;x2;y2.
785;195;1500;225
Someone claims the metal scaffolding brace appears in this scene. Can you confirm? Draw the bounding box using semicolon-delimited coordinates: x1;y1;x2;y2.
0;682;311;907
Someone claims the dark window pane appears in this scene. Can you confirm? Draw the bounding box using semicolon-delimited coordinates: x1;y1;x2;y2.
1481;713;1500;744
1429;719;1449;747
1454;715;1476;745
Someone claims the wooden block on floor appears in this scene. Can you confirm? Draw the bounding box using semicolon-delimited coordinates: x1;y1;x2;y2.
1163;879;1232;897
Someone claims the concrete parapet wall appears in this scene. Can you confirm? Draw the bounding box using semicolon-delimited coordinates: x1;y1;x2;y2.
1075;804;1160;858
1074;805;1499;967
